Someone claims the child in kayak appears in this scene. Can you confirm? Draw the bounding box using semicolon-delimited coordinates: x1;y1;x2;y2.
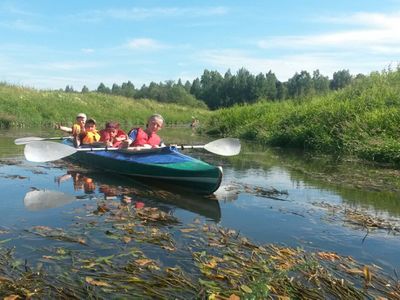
99;121;127;147
80;118;100;146
57;112;87;135
57;113;87;147
123;114;164;148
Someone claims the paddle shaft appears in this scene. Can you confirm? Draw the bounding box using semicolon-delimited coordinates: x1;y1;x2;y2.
24;138;241;162
14;136;71;145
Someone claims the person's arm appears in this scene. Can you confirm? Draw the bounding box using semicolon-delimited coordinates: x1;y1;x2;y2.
57;124;73;133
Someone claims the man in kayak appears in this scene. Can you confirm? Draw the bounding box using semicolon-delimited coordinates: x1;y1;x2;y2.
123;114;164;148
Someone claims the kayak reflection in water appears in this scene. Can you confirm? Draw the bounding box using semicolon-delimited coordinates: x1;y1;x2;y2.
55;172;96;194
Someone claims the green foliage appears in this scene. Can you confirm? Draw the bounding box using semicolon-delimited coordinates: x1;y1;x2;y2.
0;84;211;128
205;67;400;165
136;81;207;108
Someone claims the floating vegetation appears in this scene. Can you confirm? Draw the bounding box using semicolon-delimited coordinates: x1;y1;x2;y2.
313;201;400;235
0;159;22;166
2;174;28;180
1;196;399;299
213;182;289;202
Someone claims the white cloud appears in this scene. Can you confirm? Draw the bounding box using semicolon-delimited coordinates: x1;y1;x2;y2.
318;11;400;28
258;11;400;55
0;19;50;32
73;6;228;22
41;61;102;71
126;38;166;50
197;49;394;80
81;48;94;54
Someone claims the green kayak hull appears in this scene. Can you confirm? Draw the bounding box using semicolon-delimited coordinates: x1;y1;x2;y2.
67;146;223;195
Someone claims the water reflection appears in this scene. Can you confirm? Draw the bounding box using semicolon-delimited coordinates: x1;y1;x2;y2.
55;167;222;222
56;171;96;194
1;128;400;274
233;142;400;218
23;189;76;210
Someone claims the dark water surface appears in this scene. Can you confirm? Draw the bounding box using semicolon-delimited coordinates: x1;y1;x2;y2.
1;127;399;275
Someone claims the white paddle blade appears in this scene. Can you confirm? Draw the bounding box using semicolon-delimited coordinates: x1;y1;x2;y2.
204;138;241;156
24;141;77;162
24;190;75;210
15;136;45;145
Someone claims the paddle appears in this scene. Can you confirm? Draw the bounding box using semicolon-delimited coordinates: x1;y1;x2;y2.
24;138;241;162
14;136;71;145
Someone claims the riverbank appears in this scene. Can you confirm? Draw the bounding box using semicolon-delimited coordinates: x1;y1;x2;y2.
205;68;400;166
0;83;210;128
3;68;400;167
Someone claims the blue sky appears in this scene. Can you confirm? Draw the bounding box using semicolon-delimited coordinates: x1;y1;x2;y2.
1;0;400;90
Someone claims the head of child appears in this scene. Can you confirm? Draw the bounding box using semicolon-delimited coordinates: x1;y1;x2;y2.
146;114;164;134
76;113;87;125
105;122;119;138
85;119;97;132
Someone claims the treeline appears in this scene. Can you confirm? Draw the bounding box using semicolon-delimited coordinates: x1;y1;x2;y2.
65;68;358;110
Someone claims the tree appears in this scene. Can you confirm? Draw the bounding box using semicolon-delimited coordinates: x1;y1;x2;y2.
190;78;202;100
81;85;89;93
184;80;192;93
200;69;224;109
287;71;313;98
312;70;329;94
265;71;278;100
65;85;74;93
234;68;256;104
111;83;121;95
97;83;111;94
330;69;352;90
276;81;287;100
121;81;135;98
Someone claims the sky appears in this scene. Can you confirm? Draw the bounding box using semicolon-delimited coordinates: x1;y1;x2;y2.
1;0;400;91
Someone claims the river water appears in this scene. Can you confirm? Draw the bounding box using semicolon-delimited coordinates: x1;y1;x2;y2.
0;127;399;277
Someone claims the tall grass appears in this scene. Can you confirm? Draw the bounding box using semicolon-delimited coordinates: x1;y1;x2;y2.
206;68;400;164
0;83;210;129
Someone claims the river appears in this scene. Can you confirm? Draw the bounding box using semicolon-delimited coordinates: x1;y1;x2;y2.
0;127;399;297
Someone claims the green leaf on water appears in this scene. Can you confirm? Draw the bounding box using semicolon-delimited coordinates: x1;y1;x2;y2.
241;284;253;293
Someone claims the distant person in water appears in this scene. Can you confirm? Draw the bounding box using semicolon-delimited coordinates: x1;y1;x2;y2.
57;113;87;135
190;116;199;133
99;121;127;147
122;114;164;148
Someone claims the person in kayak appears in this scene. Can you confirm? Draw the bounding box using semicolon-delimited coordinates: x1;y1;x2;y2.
57;112;87;135
122;114;164;148
99;121;127;147
80;118;101;146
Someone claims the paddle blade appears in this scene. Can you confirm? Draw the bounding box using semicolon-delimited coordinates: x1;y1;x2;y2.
24;190;75;211
15;136;46;145
204;138;241;156
24;141;77;162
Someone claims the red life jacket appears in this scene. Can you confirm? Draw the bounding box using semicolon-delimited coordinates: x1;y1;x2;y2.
100;129;127;147
128;127;161;147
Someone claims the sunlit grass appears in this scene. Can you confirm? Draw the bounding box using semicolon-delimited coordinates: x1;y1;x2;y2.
206;68;400;164
0;84;211;128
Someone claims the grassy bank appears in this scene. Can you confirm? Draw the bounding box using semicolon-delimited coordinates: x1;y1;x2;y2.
205;68;400;165
0;83;210;128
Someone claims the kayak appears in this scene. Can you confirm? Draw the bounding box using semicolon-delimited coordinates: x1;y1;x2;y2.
65;142;223;195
